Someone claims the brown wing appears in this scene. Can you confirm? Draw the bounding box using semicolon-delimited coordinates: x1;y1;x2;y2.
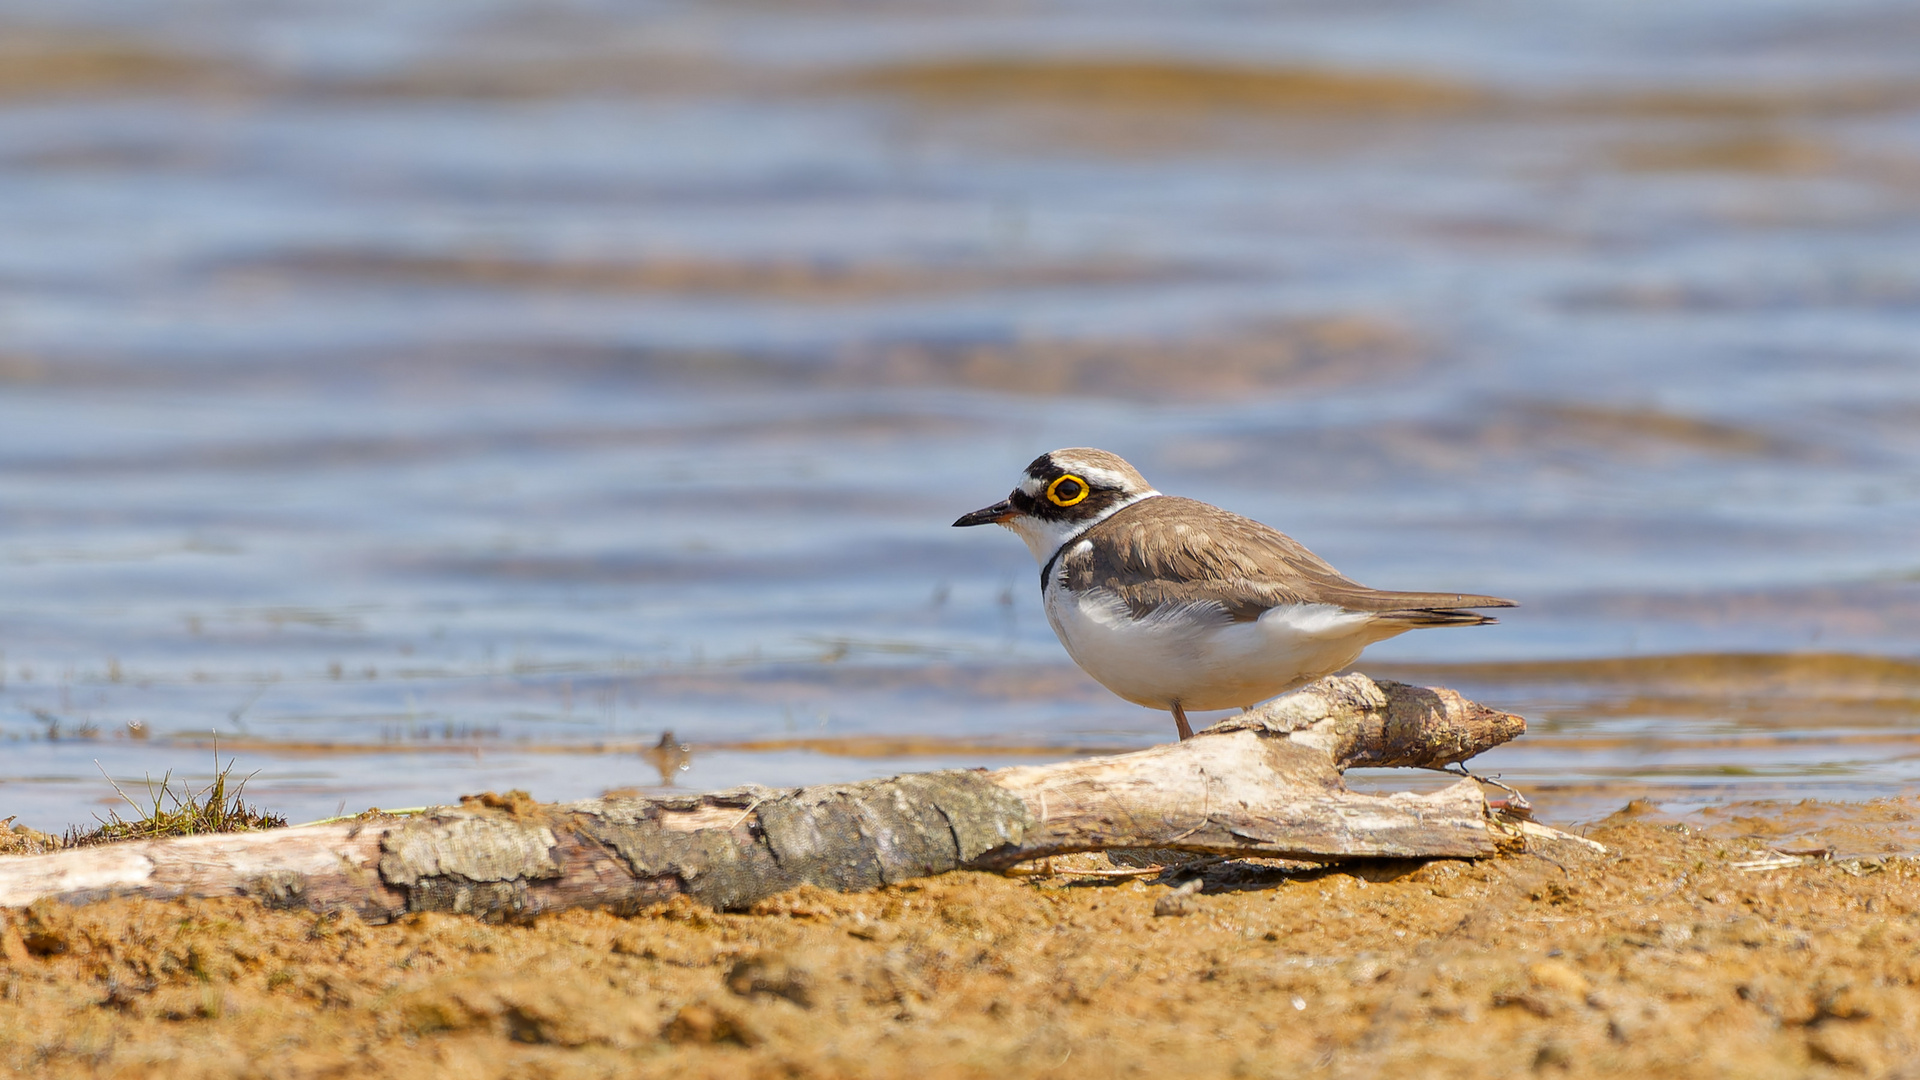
1061;497;1516;623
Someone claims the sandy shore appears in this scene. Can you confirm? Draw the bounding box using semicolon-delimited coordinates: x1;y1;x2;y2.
3;802;1917;1079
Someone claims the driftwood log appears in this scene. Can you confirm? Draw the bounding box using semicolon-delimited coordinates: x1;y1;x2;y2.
0;674;1547;922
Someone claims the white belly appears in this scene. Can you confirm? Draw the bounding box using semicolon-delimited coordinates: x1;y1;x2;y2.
1044;583;1403;712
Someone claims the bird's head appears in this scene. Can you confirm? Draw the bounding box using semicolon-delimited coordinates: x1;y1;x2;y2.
953;447;1158;562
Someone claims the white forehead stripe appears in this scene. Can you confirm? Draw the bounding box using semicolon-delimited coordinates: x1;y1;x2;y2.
1034;458;1148;494
1070;465;1140;491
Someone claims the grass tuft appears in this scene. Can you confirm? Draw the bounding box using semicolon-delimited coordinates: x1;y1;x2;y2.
67;753;288;847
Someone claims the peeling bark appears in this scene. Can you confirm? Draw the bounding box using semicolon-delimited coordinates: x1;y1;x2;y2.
0;674;1549;921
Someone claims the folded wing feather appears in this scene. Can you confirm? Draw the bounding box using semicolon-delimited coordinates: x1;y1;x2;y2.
1061;497;1516;624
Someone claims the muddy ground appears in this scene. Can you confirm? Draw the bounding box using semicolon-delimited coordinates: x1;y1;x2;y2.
4;801;1920;1080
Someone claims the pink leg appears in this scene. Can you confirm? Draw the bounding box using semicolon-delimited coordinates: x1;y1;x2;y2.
1172;702;1193;741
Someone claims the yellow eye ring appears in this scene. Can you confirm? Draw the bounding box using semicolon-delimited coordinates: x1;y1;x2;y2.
1046;474;1090;507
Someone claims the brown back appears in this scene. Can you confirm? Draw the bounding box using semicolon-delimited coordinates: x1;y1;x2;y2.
1058;497;1515;622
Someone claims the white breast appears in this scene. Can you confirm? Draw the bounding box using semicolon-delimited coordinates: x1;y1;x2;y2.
1043;571;1401;712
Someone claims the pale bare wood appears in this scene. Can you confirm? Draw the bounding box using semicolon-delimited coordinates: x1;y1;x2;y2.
0;674;1552;921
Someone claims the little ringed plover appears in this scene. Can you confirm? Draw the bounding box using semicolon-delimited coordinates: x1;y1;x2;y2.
954;448;1514;740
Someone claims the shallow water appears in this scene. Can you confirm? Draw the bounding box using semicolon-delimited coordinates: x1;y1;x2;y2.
2;0;1918;832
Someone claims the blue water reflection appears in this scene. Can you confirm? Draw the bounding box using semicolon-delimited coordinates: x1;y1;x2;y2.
2;0;1917;829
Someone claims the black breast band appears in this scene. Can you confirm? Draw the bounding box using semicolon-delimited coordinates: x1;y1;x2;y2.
1038;526;1093;591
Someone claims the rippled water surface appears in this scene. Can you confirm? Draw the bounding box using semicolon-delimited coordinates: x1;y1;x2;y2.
4;0;1919;831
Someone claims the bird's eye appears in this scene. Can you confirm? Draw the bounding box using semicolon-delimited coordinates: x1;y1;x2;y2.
1046;474;1090;507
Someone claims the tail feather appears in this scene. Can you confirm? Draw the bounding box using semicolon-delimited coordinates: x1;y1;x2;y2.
1360;590;1515;611
1319;586;1517;618
1372;608;1504;628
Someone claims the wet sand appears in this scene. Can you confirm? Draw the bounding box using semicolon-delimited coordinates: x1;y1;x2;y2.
5;800;1918;1079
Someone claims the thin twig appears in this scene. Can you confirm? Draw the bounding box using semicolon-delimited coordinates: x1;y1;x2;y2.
93;759;149;817
227;678;278;727
728;798;764;831
1003;864;1165;879
1436;763;1533;816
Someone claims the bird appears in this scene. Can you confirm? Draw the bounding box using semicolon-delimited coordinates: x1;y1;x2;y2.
953;448;1514;741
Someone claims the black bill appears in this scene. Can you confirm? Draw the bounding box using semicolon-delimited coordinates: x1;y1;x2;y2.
952;499;1015;527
